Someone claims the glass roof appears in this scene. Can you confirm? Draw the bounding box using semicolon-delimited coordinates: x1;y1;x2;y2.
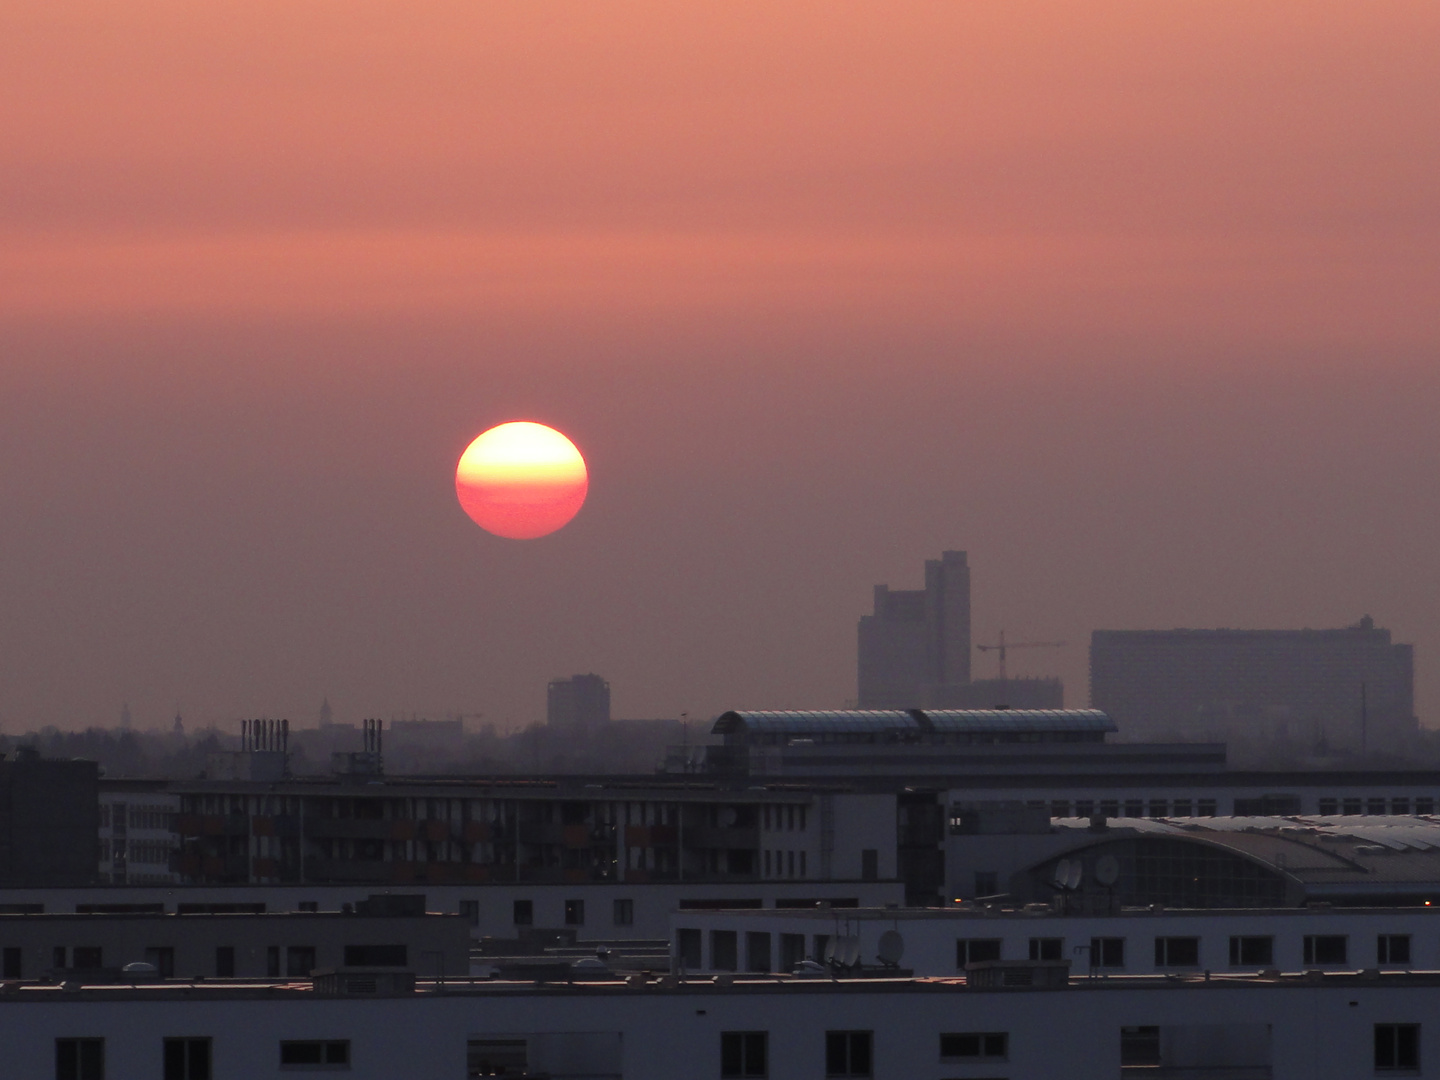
711;709;1115;735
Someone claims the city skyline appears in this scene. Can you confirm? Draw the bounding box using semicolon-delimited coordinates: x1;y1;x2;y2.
2;3;1438;732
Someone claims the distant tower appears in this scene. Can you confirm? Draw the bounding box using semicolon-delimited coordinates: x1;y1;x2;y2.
547;674;611;731
120;702;133;730
173;712;184;736
319;697;334;729
857;551;971;708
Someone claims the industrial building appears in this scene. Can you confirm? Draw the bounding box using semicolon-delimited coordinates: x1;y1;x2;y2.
1090;618;1417;748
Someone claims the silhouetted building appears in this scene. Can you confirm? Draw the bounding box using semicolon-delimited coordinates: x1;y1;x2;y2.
547;674;611;731
857;551;970;708
1091;617;1417;749
0;747;100;886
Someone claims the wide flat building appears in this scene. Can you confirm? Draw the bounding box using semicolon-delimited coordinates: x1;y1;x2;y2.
547;674;611;731
1090;617;1416;749
858;551;971;708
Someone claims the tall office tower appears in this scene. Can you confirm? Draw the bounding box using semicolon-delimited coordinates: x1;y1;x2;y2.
547;673;612;731
1090;617;1417;750
857;551;971;708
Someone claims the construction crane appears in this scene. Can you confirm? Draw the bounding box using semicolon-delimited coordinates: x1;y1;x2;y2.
974;631;1065;702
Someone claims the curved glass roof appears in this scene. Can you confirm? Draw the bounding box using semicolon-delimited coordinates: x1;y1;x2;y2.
711;708;1115;735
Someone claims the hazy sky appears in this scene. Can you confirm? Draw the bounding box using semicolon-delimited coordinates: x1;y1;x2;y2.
2;2;1438;733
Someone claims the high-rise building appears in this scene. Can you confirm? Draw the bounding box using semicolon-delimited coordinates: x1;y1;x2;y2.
857;551;971;708
1090;617;1416;750
547;674;611;731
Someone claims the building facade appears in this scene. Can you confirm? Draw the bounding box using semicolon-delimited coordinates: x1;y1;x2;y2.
857;550;971;708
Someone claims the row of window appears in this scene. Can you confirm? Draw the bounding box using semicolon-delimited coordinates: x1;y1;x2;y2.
720;1029;1006;1078
4;944;404;979
761;805;808;832
509;898;634;927
54;1038;348;1080
1028;796;1439;820
955;933;1415;970
99;804;176;831
763;850;807;878
104;840;174;865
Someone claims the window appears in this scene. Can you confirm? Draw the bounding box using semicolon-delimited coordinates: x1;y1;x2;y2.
1090;937;1125;969
1198;799;1217;817
458;900;480;926
973;871;999;897
711;930;738;971
1050;800;1070;818
1304;935;1348;966
746;932;772;973
763;850;772;876
512;900;533;926
779;933;806;971
825;1031;872;1077
1154;936;1200;968
1121;1027;1161;1067
287;946;317;977
956;938;1002;968
1075;800;1095;818
280;1041;350;1069
163;1038;211;1080
215;947;235;978
939;1033;1007;1061
298;901;320;914
1148;800;1169;818
1379;935;1412;966
1392;799;1411;815
564;899;585;926
1417;798;1435;815
1172;799;1193;817
146;946;176;978
1099;800;1120;817
55;1038;104;1080
720;1032;766;1078
1124;800;1144;818
613;898;634;927
267;946;281;977
1229;936;1274;966
1344;799;1363;815
1319;798;1339;815
677;929;702;970
1368;798;1387;815
3;946;20;978
343;945;405;967
73;947;102;969
860;850;878;882
1375;1024;1420;1071
468;1038;527;1076
1029;937;1063;961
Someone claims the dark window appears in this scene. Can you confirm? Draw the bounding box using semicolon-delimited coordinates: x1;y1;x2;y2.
860;850;878;882
72;947;103;969
1172;799;1193;817
812;934;830;963
1154;936;1200;968
280;1041;349;1068
512;900;533;926
1124;800;1144;818
1376;1024;1420;1070
1121;1027;1161;1067
145;947;175;978
468;1039;527;1076
1344;799;1363;815
1029;937;1063;962
1392;799;1411;815
1050;800;1070;818
52;946;67;970
267;946;281;977
163;1038;211;1080
973;871;999;897
55;1038;104;1080
1198;799;1217;817
1148;800;1169;818
1379;935;1412;966
779;933;807;971
613;899;633;927
711;930;738;971
825;1031;872;1077
1091;937;1125;968
287;946;317;977
564;899;585;926
1368;799;1388;816
3;946;20;978
939;1033;1007;1061
343;945;405;967
956;938;1002;967
1319;799;1339;815
1304;935;1347;965
1229;936;1274;966
458;900;480;926
1075;800;1095;817
746;932;772;973
677;929;702;970
1417;798;1435;815
298;901;320;914
720;1032;767;1078
1099;800;1120;817
215;947;235;978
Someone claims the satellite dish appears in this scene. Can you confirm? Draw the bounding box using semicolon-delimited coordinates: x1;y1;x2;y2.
1066;860;1083;890
822;937;836;964
841;936;861;967
1051;858;1072;890
1094;854;1120;887
877;929;905;966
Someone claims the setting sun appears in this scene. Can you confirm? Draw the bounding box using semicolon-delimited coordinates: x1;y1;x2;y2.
455;422;588;540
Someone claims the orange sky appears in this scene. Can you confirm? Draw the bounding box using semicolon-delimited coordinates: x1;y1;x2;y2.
1;2;1438;731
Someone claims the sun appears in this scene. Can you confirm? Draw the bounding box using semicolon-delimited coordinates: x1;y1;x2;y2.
455;422;589;540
